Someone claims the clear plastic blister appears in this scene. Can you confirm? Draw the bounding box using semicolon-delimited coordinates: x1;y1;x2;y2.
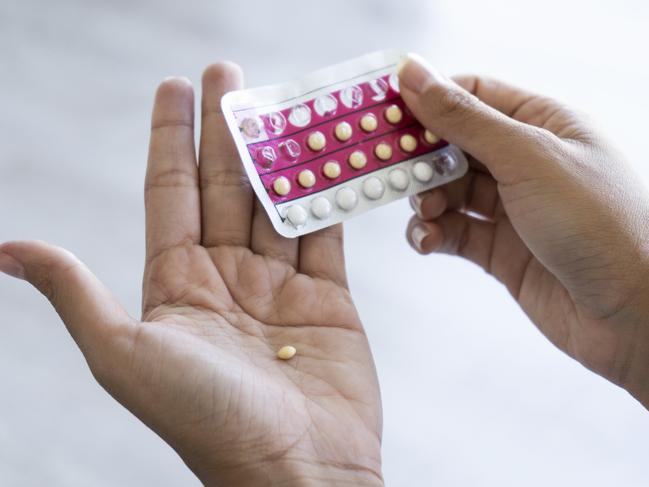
221;49;468;238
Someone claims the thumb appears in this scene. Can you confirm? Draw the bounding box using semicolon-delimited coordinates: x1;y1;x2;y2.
397;53;550;183
0;240;134;368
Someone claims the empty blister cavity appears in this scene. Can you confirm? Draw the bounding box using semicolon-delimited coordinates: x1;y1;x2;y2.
388;73;400;92
280;139;301;159
314;94;338;116
256;146;277;167
266;112;287;135
433;153;457;174
369;78;389;101
289;104;312;127
340;85;363;109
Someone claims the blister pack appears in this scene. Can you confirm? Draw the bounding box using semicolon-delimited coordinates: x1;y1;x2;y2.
221;49;468;238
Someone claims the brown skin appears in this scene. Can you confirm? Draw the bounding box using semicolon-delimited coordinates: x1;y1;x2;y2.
0;64;383;486
399;55;649;408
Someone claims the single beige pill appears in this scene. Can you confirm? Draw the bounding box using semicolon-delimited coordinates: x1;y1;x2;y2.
335;121;353;141
384;104;403;124
323;160;341;179
424;129;440;144
399;134;418;152
359;113;378;132
273;176;291;196
298;169;316;188
307;131;326;151
277;345;297;360
374;142;393;161
348;150;368;169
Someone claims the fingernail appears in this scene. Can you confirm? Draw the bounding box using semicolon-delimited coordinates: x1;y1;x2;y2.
411;194;426;219
0;251;25;280
397;53;446;94
411;225;429;252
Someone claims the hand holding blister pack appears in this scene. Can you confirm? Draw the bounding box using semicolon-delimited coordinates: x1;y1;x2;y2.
221;49;468;238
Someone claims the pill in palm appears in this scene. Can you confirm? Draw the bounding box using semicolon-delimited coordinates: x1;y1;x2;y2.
277;345;297;360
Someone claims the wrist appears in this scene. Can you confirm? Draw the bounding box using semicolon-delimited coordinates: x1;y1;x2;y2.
608;284;649;410
196;458;384;487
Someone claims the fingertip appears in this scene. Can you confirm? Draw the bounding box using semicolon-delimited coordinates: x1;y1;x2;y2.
202;61;244;92
156;76;194;101
0;246;25;280
406;218;443;255
418;190;448;220
152;77;195;129
397;52;446;94
0;240;77;266
413;222;443;254
0;240;83;284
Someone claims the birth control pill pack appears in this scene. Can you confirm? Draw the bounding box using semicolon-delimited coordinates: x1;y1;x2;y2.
221;49;468;238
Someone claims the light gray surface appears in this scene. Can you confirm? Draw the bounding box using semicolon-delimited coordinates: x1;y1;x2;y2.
1;1;649;485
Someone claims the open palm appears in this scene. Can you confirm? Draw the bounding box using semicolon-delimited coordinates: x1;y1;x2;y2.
0;64;382;486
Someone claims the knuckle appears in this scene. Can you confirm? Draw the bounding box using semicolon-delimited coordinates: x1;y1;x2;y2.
145;167;198;192
200;167;249;190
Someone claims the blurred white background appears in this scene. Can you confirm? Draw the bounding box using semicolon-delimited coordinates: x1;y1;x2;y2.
1;0;649;485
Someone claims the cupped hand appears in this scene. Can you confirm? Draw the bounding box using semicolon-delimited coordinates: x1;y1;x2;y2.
398;54;649;408
0;64;383;486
